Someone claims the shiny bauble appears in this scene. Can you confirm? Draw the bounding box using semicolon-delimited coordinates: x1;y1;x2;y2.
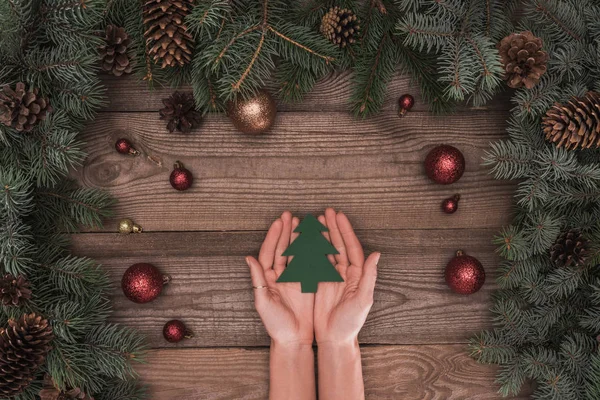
227;90;277;134
118;218;143;234
121;263;170;303
441;194;460;214
445;250;485;295
398;94;415;117
170;161;193;191
163;319;193;343
424;145;465;184
115;138;139;155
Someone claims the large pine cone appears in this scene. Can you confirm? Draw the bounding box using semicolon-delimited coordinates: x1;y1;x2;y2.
0;83;52;132
542;91;600;150
0;274;31;307
100;25;133;76
0;313;54;398
159;91;202;133
498;31;548;89
320;6;360;48
143;0;195;68
550;229;589;268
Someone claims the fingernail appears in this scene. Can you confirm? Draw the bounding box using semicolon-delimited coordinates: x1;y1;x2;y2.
245;256;250;265
375;253;381;265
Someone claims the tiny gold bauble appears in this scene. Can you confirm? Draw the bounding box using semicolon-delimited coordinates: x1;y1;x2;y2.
119;218;143;234
227;90;277;135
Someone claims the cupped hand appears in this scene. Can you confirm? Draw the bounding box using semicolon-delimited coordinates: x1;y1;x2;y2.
314;208;380;344
247;211;315;346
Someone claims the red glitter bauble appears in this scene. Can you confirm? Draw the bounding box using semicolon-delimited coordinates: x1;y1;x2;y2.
445;251;485;294
163;320;193;343
441;194;460;214
121;263;170;303
425;145;465;184
115;138;139;155
398;94;415;117
170;161;193;191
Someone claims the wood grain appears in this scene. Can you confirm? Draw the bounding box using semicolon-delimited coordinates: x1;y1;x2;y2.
135;345;530;399
72;229;500;347
77;111;514;232
100;71;512;113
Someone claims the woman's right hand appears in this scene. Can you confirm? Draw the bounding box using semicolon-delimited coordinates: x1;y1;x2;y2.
247;211;315;346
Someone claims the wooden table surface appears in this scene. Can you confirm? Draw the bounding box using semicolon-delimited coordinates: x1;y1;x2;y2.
72;72;529;399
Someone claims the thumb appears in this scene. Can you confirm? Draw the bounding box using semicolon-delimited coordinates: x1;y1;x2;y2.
358;252;380;304
246;256;269;304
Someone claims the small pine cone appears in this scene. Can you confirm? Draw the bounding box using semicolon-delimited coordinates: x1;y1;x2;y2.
0;274;32;306
100;25;133;76
320;6;360;48
498;31;548;89
542;91;600;150
550;228;589;268
0;83;52;132
143;0;195;68
39;375;95;400
0;313;54;398
159;91;202;133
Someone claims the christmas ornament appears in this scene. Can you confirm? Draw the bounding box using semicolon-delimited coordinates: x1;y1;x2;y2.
445;250;485;295
0;273;32;306
498;31;548;89
550;228;589;268
118;218;143;234
143;0;195;68
320;6;360;48
99;25;133;76
159;91;202;133
424;145;465;184
121;263;170;303
39;375;94;400
441;194;460;214
0;82;52;132
398;94;415;117
227;90;277;135
163;319;193;343
169;161;193;191
542;91;600;150
115;138;139;155
0;313;54;397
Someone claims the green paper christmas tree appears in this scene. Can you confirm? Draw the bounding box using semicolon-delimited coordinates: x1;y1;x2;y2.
277;214;344;293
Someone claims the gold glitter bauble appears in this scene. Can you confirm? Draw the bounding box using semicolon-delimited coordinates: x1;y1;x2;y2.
119;218;143;234
227;90;277;135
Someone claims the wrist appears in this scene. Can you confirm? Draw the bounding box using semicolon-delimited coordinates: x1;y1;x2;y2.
316;335;359;348
271;339;314;352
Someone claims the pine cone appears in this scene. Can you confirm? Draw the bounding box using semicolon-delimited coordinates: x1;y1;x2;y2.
143;0;195;68
320;6;360;48
0;83;52;132
498;31;548;89
100;25;133;76
39;375;95;400
0;313;54;398
0;274;32;306
550;229;589;268
159;91;202;133
542;91;600;150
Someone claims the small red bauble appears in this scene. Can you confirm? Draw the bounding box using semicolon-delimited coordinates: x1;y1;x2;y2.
121;263;170;303
170;161;193;191
115;138;139;155
425;145;465;184
445;250;485;295
398;94;415;117
163;319;193;343
441;194;460;214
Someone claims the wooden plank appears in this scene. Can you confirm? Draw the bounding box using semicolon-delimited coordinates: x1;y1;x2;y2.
72;229;500;347
135;345;530;399
100;71;512;113
77;111;514;232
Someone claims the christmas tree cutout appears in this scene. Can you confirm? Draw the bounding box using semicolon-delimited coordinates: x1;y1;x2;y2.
277;214;344;293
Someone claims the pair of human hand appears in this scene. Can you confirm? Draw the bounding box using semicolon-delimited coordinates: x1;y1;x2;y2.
247;208;380;346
